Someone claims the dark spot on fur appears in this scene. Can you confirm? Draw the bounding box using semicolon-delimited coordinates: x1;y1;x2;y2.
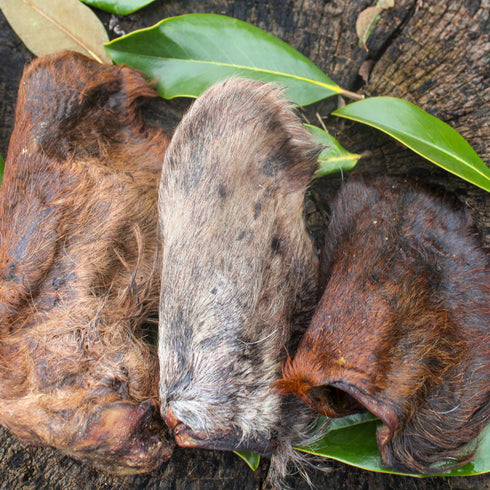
211;288;217;295
114;378;129;397
262;157;276;176
237;231;246;241
271;237;281;254
199;335;226;350
52;276;66;287
170;307;185;334
254;202;262;220
186;164;203;192
176;348;190;372
218;183;227;199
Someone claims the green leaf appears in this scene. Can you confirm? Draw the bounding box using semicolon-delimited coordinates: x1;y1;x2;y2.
305;124;360;178
234;451;260;471
0;153;4;187
0;0;111;64
105;14;360;105
80;0;156;15
333;97;490;192
295;413;490;477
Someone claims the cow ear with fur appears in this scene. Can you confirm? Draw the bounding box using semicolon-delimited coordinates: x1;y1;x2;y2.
0;50;172;474
279;176;489;475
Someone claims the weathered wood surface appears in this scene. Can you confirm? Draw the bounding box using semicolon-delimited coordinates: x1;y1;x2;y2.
0;0;488;488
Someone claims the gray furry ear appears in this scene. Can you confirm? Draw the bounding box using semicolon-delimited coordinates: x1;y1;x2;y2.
158;77;320;487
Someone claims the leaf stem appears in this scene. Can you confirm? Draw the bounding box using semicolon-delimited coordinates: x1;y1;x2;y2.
22;0;105;64
340;88;364;101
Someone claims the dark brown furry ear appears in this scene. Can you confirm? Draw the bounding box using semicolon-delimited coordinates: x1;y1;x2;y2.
279;175;489;475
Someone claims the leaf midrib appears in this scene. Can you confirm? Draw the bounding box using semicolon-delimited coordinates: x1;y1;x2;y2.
22;0;105;63
107;50;342;94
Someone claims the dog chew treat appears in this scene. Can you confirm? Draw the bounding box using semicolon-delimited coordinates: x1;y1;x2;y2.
279;176;490;474
158;78;322;484
0;51;173;474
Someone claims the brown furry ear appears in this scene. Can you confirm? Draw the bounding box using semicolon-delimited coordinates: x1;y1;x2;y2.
0;51;160;324
0;51;171;473
279;176;489;475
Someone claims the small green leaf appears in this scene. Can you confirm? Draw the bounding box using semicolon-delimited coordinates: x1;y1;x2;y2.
0;153;4;187
305;124;360;178
234;451;260;471
80;0;156;15
295;413;490;477
105;14;360;105
333;97;490;192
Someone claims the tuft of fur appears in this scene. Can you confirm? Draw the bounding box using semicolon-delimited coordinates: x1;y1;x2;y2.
0;51;173;474
279;176;490;474
158;78;322;485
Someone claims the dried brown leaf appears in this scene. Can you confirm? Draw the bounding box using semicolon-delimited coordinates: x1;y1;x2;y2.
377;0;395;8
356;6;383;50
359;59;375;84
0;0;111;63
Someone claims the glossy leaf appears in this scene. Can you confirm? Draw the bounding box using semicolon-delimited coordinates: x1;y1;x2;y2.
305;124;360;178
333;97;490;192
0;0;111;63
295;413;490;477
80;0;157;15
105;14;362;105
235;451;260;471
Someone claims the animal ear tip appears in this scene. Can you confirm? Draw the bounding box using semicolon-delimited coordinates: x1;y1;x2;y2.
273;377;291;394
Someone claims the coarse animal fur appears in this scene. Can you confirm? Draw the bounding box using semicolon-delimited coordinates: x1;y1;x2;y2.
0;51;173;474
158;78;322;485
278;176;490;474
